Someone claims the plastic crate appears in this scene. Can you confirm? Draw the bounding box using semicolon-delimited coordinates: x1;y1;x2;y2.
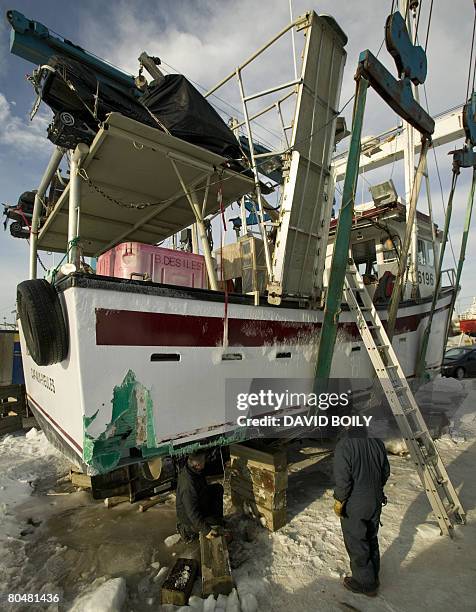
97;242;207;288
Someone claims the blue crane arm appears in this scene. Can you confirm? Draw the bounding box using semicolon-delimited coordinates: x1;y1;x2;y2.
6;9;137;94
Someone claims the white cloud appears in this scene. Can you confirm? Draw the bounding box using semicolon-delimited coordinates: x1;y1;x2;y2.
0;93;52;153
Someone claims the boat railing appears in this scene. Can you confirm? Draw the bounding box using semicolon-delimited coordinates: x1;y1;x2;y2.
441;268;457;289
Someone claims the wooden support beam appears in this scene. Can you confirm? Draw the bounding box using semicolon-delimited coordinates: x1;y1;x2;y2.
161;558;199;606
229;458;288;492
70;469;92;489
231;491;288;531
199;534;234;597
230;443;288;532
229;443;287;472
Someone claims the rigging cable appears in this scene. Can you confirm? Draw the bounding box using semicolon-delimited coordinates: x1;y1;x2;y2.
422;82;458;269
160;59;283;146
472;1;476;95
423;0;433;52
466;1;476;100
413;0;423;45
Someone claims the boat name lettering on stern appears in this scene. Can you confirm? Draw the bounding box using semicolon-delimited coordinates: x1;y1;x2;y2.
31;368;55;393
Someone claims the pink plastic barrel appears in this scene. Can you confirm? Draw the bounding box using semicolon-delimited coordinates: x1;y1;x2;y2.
97;243;207;288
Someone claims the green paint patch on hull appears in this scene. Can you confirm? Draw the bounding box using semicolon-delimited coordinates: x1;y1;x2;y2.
82;370;250;474
83;370;162;473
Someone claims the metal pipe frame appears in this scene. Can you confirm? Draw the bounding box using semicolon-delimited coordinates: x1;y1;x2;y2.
232;90;295;131
313;77;369;386
445;167;476;342
170;159;218;290
243;79;302;103
387;137;430;340
67;143;89;266
236;68;273;277
416;170;459;377
204;13;309;98
29;146;66;279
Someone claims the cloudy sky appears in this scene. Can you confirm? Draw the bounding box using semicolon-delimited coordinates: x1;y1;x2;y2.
0;0;475;325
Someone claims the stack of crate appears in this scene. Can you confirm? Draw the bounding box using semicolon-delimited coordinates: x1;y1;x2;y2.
229;443;287;531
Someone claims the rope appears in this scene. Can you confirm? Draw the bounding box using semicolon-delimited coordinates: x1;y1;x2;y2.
49;236;81;282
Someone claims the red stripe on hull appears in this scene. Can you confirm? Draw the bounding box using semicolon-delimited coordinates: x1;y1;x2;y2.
27;394;83;453
96;309;320;346
95;302;450;347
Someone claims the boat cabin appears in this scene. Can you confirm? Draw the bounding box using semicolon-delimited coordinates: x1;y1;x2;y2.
325;194;442;302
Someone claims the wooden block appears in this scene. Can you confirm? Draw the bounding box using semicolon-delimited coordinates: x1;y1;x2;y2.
228;461;288;492
230;479;286;511
200;534;234;597
230;443;287;472
70;470;92;489
104;495;129;508
0;414;22;434
138;496;165;512
231;490;287;531
161;558;199;606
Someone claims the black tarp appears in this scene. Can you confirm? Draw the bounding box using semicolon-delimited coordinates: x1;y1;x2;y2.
141;75;241;159
41;55;158;133
40;55;241;160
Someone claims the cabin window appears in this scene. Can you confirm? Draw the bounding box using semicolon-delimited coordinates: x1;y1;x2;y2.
382;236;399;262
352;239;377;278
150;353;181;362
417;239;434;266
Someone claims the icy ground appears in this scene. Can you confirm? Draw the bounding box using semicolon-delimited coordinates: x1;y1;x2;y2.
1;379;475;612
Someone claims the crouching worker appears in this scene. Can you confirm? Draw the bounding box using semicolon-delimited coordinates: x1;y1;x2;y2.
333;427;390;597
176;452;224;543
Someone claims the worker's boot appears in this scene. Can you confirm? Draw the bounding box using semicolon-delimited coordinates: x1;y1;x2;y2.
343;576;378;597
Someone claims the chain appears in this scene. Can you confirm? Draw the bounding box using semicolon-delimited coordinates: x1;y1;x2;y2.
78;169;163;210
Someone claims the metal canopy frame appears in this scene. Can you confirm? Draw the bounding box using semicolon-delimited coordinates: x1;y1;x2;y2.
33;113;254;280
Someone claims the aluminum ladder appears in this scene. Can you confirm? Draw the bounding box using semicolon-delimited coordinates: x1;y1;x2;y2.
344;260;465;536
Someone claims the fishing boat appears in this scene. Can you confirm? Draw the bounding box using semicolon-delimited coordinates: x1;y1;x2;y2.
459;298;476;335
4;7;470;474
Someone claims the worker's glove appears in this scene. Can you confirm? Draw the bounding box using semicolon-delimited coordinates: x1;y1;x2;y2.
205;528;220;540
333;500;346;517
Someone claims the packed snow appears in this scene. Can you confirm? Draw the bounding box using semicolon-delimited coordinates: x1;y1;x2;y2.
0;378;475;611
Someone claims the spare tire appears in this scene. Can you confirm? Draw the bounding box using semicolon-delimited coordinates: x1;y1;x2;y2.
17;279;69;366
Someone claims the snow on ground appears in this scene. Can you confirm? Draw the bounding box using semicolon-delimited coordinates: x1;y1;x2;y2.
0;380;475;611
0;428;67;541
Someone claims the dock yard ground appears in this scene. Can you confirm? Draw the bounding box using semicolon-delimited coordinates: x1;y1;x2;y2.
0;377;475;612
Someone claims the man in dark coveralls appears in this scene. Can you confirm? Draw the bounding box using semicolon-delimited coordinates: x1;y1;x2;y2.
176;452;224;542
333;427;390;596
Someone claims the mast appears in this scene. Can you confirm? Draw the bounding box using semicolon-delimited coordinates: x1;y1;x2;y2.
400;0;419;299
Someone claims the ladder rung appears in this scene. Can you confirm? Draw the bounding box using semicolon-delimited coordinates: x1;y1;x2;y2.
346;265;465;533
410;430;427;438
392;385;406;394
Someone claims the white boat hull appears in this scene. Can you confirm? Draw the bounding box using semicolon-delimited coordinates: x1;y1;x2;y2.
19;274;453;474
